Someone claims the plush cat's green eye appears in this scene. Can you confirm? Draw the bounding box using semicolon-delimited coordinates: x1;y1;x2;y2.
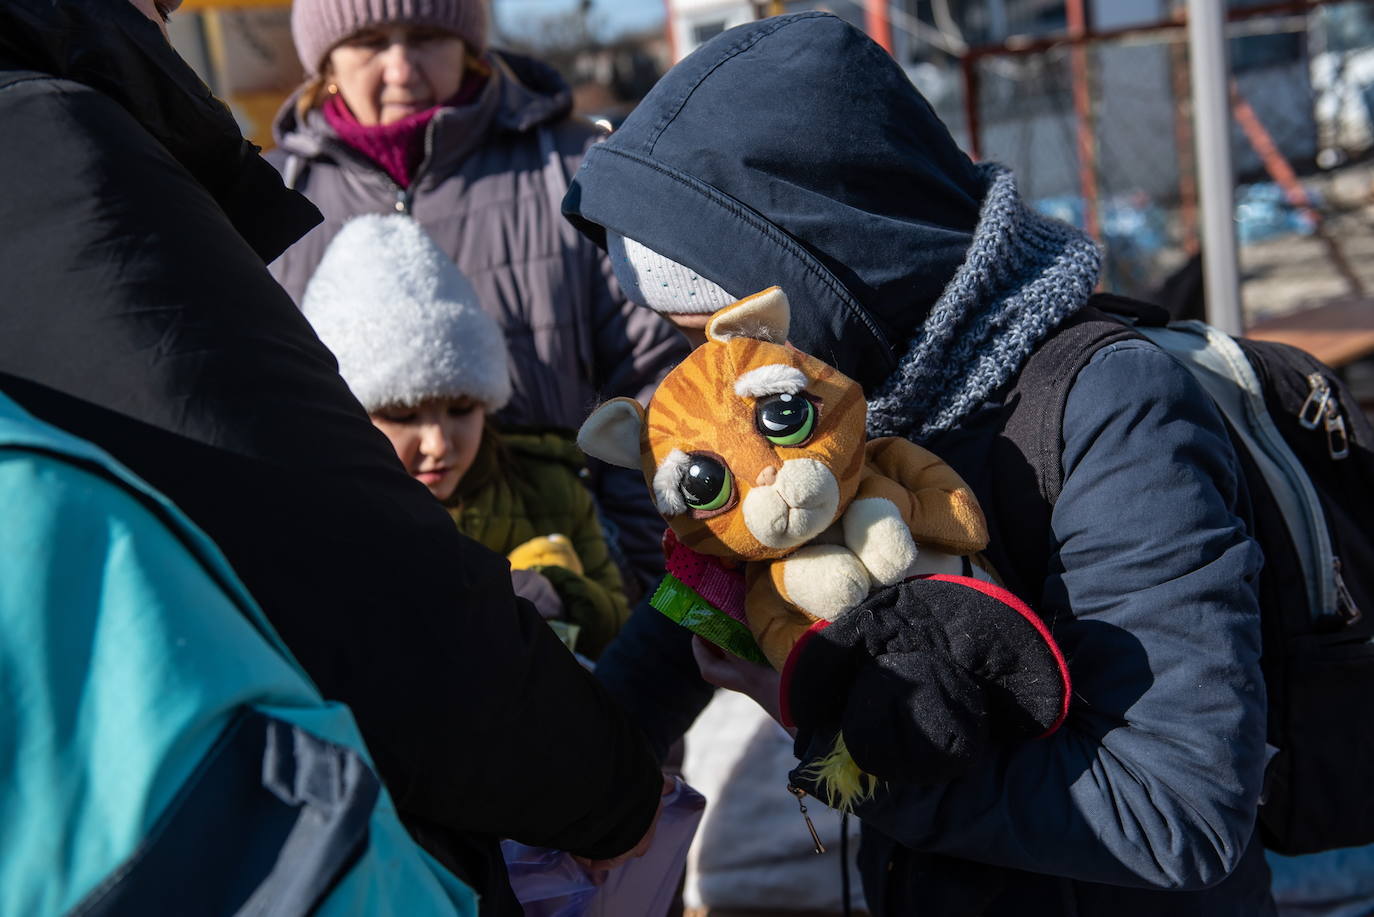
680;455;733;511
757;393;816;446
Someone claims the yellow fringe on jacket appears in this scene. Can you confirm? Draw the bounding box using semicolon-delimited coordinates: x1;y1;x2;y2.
800;732;879;813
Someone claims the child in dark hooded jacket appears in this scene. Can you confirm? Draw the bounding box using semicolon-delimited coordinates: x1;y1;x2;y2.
562;12;1272;917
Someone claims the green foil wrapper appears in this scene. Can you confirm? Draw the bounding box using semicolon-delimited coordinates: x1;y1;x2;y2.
650;573;770;666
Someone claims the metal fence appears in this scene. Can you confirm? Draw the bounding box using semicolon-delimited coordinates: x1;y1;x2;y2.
944;1;1374;320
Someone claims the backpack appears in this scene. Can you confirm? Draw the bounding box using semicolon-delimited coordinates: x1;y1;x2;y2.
962;293;1374;856
0;392;479;917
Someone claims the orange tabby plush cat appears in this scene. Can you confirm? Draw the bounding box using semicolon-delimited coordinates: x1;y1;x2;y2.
578;286;991;670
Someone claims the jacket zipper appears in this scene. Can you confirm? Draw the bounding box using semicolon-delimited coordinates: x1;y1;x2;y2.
788;784;827;854
394;115;443;214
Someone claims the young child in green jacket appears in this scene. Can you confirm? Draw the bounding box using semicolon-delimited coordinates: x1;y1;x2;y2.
301;213;630;658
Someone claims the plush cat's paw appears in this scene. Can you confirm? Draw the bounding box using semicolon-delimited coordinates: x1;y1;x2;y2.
842;498;919;586
778;544;871;621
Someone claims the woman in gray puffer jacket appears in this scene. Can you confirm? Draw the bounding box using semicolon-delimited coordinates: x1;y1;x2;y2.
269;0;687;589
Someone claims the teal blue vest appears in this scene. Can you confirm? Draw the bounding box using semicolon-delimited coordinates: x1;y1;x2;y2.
0;392;477;916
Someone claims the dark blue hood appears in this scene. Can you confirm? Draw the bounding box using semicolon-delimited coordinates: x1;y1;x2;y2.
562;12;984;392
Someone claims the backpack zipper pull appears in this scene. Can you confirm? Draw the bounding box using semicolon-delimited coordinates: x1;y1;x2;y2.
1299;373;1331;430
788;784;827;854
1335;557;1363;624
1324;402;1350;460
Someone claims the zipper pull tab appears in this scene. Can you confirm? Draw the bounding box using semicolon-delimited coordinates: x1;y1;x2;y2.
1299;373;1331;430
1321;388;1351;460
1335;557;1363;625
1326;411;1350;460
394;189;410;214
788;784;827;854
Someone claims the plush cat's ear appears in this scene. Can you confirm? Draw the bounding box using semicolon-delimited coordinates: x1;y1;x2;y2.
578;397;646;470
706;286;790;345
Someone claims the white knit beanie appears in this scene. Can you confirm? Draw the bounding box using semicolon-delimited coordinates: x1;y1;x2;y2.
606;232;737;315
302;214;512;413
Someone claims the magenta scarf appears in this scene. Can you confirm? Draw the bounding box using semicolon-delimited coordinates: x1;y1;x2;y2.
323;74;488;189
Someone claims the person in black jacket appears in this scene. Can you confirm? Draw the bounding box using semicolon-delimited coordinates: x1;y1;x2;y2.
0;1;662;911
565;13;1272;917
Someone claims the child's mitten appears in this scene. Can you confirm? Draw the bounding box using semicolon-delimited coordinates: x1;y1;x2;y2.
781;575;1070;785
508;533;584;575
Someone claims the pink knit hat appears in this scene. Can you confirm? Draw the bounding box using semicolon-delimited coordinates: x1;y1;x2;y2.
291;0;489;76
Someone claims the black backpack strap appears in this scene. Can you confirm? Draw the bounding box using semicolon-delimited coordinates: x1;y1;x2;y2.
1087;292;1172;328
1005;300;1146;504
975;302;1143;597
926;297;1160;601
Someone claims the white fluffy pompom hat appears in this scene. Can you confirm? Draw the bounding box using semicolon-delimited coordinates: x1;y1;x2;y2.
301;214;512;414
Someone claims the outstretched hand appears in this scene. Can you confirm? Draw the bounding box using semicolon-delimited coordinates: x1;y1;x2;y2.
691;636;794;735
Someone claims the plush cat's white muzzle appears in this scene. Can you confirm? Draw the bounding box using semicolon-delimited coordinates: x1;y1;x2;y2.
742;458;840;549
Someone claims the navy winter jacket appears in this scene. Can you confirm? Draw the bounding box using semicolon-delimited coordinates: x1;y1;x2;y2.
568;13;1270;915
851;339;1271;915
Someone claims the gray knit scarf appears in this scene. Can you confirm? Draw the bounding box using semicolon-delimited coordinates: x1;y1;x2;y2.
866;163;1102;443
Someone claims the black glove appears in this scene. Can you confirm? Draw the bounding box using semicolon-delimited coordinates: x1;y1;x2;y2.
782;575;1070;784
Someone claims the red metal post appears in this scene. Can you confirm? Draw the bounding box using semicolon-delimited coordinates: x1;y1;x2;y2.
1169;37;1200;254
1066;0;1101;242
961;52;982;161
1229;81;1317;219
1230;79;1365;295
664;0;677;63
865;0;892;54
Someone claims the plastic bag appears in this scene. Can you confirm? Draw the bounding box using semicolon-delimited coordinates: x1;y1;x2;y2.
502;778;706;917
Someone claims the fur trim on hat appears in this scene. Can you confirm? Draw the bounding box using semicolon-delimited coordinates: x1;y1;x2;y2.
302;214;512;413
